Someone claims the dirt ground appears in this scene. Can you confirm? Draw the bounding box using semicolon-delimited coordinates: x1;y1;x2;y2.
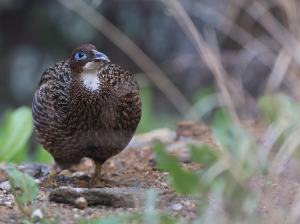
1;120;298;223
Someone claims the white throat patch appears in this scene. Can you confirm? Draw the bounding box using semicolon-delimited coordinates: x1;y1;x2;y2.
80;61;101;91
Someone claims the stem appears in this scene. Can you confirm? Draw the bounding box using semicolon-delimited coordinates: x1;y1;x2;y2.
9;177;31;216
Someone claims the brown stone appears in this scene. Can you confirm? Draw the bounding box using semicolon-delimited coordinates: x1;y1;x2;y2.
49;187;175;208
74;197;88;209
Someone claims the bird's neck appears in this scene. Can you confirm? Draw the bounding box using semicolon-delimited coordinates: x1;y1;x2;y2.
70;67;101;93
79;69;101;92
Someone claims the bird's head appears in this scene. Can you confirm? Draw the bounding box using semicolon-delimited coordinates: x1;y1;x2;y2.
69;44;110;76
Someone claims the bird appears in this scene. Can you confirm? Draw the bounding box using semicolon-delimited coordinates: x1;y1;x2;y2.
32;44;142;188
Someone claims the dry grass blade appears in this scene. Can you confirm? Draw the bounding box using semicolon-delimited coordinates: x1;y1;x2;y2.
243;1;300;66
219;0;245;39
186;1;274;67
161;0;239;124
265;49;291;94
270;128;300;175
188;1;299;104
57;0;201;122
260;116;291;153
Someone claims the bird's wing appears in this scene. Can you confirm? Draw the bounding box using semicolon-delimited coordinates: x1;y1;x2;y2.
32;60;71;144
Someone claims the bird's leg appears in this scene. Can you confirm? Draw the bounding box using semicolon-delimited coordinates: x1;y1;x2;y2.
74;159;106;188
90;160;102;186
38;169;59;188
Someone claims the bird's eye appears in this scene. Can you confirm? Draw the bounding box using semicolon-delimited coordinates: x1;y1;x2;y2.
75;51;87;61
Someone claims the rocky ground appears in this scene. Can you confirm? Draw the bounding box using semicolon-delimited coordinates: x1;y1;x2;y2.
1;120;298;223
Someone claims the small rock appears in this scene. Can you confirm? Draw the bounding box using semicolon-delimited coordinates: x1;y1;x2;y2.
74;197;88;209
172;203;183;211
17;164;42;178
4;201;12;207
31;209;43;219
74;214;81;219
0;162;7;169
35;179;41;184
0;181;11;191
72;172;85;177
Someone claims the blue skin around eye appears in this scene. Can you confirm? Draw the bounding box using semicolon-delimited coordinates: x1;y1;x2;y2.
75;52;87;61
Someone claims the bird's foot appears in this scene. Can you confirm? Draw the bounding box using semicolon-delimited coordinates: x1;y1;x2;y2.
38;169;59;188
73;159;105;188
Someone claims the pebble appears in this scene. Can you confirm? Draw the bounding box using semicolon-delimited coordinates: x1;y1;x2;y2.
72;172;84;177
172;203;183;211
35;179;41;184
74;197;88;209
31;209;43;219
4;201;12;207
17;164;42;178
74;214;81;219
0;181;11;191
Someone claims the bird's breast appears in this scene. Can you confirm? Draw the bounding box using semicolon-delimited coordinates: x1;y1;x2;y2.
80;70;100;92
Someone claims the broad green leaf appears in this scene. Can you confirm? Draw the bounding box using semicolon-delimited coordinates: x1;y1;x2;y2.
0;106;33;162
212;109;236;152
153;140;181;171
153;140;200;194
212;109;235;152
258;94;300;126
212;108;233;132
35;144;54;163
258;95;279;126
6;163;38;203
190;144;220;167
170;169;200;194
9;144;28;164
136;87;156;134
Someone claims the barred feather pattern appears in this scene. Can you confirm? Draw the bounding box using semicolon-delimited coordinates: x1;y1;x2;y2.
32;60;141;170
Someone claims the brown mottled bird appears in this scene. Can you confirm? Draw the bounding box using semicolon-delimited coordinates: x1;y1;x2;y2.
32;44;142;187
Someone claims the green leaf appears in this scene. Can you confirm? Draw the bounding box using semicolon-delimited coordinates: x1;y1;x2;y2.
212;108;233;132
190;144;220;167
258;95;280;126
212;108;266;178
153;140;181;171
9;144;28;164
258;94;300;126
0;106;33;162
6;163;38;203
153;140;200;194
35;144;54;163
212;108;236;152
136;87;156;134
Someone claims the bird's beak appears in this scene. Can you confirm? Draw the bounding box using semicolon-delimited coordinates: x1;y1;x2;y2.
92;49;109;62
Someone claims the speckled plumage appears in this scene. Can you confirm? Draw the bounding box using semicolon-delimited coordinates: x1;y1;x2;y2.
32;44;141;175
